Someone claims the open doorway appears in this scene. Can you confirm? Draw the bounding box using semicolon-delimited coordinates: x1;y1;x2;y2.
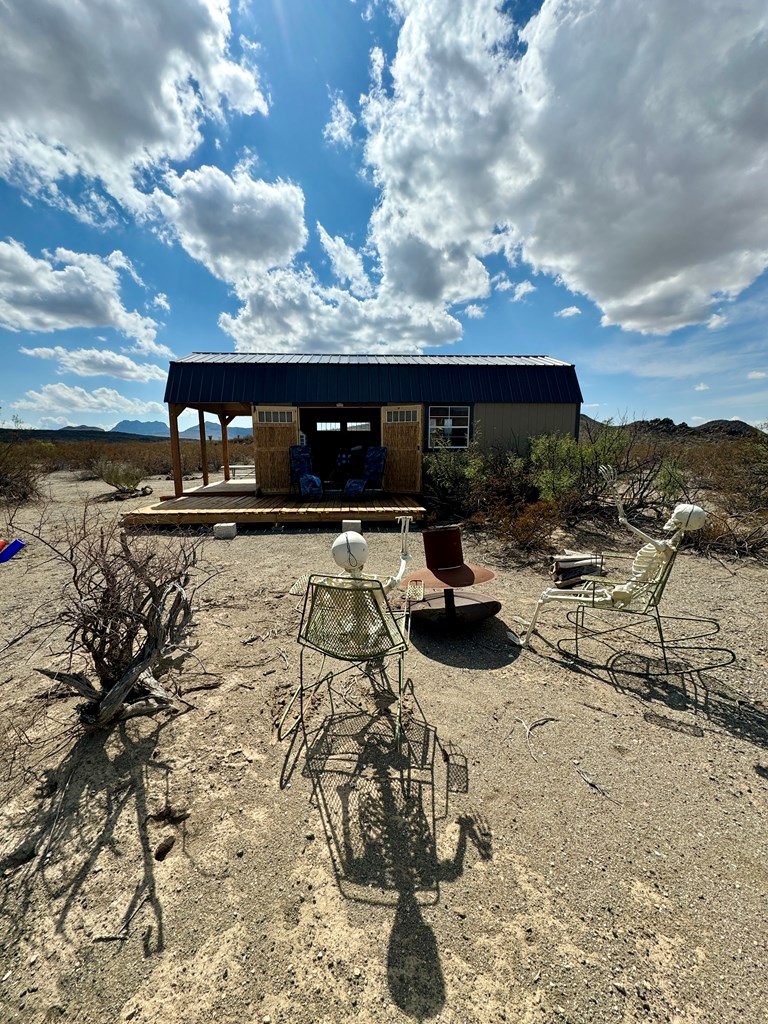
299;407;381;483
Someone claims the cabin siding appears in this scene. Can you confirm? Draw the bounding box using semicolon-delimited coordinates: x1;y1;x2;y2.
472;403;580;455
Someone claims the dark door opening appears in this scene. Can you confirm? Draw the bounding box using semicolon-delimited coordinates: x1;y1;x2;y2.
299;408;380;483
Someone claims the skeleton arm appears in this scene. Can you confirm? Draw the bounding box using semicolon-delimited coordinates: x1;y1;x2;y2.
599;465;667;550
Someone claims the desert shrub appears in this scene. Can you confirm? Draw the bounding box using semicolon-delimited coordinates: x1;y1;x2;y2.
529;432;581;510
0;423;42;505
423;443;479;518
472;498;561;552
3;508;208;726
96;459;144;493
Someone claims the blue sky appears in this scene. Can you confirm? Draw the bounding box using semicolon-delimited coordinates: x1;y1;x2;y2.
1;0;767;432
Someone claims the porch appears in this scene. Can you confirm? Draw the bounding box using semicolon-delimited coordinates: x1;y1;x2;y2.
121;477;425;528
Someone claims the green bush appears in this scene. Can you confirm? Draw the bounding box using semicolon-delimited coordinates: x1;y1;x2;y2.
96;460;144;493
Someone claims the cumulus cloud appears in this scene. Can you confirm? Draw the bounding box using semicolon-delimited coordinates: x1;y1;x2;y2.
511;280;536;302
463;304;485;318
0;0;267;210
360;0;768;334
0;240;164;349
317;224;372;297
152;165;308;282
219;267;460;351
13;383;167;417
556;306;582;318
694;382;710;391
323;94;356;147
748;370;767;380
19;345;166;382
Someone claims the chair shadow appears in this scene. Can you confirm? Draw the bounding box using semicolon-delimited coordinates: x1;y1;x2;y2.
297;708;491;1020
531;626;766;750
0;718;182;955
408;615;522;669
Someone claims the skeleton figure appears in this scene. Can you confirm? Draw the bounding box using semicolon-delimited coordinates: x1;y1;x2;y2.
330;515;412;593
520;468;707;646
598;465;706;606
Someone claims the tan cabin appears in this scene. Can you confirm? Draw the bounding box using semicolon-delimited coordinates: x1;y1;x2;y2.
163;352;583;498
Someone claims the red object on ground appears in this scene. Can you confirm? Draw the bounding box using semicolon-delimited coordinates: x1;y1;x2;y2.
0;539;8;553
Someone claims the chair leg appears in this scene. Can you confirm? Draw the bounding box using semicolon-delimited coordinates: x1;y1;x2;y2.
653;608;670;673
522;599;545;647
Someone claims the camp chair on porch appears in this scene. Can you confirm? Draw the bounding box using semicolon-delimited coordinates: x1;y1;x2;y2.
521;513;729;671
275;574;413;744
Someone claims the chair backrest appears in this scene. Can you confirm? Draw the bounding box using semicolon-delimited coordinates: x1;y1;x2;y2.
610;540;680;613
363;446;387;482
298;574;407;660
289;445;313;481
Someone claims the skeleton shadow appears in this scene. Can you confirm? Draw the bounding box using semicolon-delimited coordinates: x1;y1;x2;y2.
0;717;183;956
299;707;491;1021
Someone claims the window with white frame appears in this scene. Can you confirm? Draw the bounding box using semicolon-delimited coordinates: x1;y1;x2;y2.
316;421;341;432
386;409;418;423
428;406;470;449
347;421;372;431
257;409;294;423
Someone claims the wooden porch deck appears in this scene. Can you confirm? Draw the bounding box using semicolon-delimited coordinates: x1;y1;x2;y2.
121;488;425;527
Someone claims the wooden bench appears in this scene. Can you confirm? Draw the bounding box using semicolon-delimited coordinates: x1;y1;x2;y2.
229;464;254;478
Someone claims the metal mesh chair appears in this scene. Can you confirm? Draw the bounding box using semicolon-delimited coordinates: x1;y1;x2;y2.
276;574;412;743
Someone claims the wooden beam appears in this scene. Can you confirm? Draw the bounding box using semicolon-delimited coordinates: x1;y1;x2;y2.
169;403;185;497
198;410;209;487
219;414;231;481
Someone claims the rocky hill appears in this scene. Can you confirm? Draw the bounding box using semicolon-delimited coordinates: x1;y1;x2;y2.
580;414;760;442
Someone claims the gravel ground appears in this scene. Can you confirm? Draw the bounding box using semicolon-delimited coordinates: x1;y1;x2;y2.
1;472;766;1024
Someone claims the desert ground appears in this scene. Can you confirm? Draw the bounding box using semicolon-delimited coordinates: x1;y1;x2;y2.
1;472;767;1024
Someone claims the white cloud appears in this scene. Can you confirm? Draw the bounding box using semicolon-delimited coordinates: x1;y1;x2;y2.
0;0;267;211
748;370;767;380
0;239;162;347
317;224;372;297
219;267;461;351
463;304;485;318
492;274;513;292
556;306;582;318
152;165;307;282
323;94;356;147
693;382;710;391
19;345;166;382
511;280;536;302
13;383;167;417
359;0;768;334
707;313;727;330
152;293;171;312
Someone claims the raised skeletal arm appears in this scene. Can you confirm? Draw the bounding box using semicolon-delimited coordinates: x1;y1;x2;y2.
599;465;667;550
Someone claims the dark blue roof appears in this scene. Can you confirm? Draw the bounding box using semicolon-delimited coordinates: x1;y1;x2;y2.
164;353;583;405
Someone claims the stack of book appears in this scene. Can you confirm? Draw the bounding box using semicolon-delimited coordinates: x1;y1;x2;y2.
549;550;604;589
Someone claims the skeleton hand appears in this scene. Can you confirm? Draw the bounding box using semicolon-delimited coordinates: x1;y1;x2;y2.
599;464;618;490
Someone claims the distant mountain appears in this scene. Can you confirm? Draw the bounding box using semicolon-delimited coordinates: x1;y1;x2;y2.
179;422;252;440
63;424;105;431
111;419;252;439
580;414;760;442
112;419;168;436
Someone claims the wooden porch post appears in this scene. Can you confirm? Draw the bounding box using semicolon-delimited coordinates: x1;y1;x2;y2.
198;410;209;487
219;414;235;481
169;403;185;497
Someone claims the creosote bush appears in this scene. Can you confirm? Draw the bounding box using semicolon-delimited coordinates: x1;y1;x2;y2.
96;459;145;493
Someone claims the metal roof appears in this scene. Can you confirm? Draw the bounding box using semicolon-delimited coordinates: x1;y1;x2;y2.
164;352;583;405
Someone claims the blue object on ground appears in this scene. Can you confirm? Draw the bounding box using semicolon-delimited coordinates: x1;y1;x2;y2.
0;539;25;563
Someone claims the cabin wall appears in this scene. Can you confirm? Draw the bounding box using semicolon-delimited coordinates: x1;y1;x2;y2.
472;403;580;456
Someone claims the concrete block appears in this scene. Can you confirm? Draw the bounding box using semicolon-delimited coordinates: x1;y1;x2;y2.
342;519;362;534
213;522;237;540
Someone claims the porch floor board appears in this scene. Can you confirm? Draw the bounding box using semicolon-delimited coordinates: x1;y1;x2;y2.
121;492;425;527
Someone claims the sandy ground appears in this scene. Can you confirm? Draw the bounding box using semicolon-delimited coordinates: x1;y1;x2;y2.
1;472;767;1024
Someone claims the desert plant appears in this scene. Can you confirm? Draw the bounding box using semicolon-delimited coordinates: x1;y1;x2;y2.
2;508;211;726
93;458;152;498
0;410;41;505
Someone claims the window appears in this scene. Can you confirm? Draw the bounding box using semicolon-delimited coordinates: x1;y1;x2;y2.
347;421;371;432
257;409;293;424
386;409;418;423
317;421;341;432
428;405;470;449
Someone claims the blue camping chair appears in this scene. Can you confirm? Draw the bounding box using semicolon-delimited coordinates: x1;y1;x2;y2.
362;446;387;490
289;445;313;496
